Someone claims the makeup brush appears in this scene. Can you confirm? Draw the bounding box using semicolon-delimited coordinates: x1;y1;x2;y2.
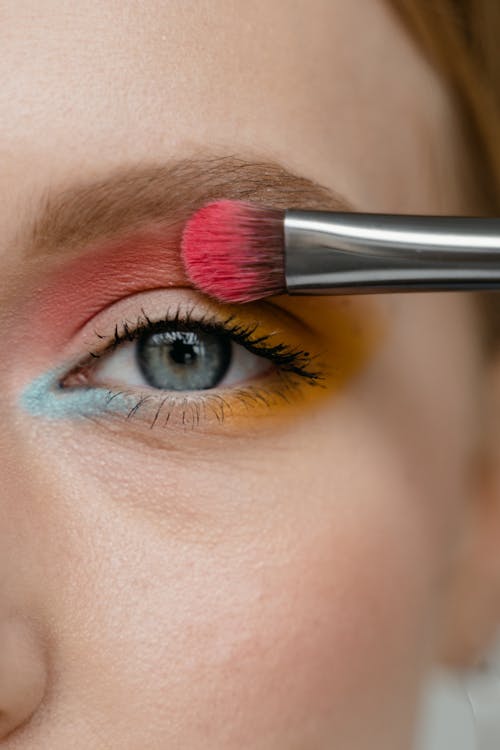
180;199;500;303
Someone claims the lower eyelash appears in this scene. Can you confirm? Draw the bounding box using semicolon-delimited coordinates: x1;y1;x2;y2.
115;364;322;425
122;374;318;429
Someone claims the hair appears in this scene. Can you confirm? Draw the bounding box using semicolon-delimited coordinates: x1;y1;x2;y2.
390;0;500;349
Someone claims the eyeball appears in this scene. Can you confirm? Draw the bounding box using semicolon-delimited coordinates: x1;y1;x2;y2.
92;324;272;392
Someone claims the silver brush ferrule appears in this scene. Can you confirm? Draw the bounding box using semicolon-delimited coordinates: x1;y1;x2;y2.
284;211;500;294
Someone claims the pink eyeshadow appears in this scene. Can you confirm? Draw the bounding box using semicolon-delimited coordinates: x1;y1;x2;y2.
25;227;190;351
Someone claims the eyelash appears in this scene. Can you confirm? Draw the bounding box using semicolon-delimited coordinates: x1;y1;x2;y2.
63;305;325;429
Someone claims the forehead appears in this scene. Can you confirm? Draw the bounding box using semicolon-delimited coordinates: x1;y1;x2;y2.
0;0;458;256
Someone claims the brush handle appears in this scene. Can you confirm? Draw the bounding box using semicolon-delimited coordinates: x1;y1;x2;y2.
284;211;500;294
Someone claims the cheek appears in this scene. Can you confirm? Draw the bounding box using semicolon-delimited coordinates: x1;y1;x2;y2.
11;413;440;748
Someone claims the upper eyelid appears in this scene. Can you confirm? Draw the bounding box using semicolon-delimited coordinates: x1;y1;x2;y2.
90;305;275;355
80;285;318;344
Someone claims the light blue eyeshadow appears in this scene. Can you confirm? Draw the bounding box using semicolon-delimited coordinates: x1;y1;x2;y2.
20;365;135;420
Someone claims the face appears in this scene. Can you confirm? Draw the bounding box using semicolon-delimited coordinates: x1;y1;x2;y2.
0;1;491;747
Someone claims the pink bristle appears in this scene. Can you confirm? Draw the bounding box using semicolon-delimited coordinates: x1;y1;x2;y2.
181;199;286;303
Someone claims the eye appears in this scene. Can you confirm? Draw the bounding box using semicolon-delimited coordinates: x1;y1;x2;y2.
47;301;324;429
92;323;273;392
19;291;378;432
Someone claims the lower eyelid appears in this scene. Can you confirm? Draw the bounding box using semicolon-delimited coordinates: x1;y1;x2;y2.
19;363;315;427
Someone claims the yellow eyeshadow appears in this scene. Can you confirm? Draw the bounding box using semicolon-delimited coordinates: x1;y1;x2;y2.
207;296;384;427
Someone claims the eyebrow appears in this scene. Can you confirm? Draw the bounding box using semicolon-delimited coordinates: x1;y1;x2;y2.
20;154;353;260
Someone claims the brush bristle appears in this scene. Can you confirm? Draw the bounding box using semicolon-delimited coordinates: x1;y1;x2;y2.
181;199;286;303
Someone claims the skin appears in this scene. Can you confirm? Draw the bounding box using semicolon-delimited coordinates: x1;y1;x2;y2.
1;0;500;747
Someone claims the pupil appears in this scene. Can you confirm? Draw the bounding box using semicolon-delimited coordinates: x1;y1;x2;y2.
170;339;196;365
136;327;232;391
